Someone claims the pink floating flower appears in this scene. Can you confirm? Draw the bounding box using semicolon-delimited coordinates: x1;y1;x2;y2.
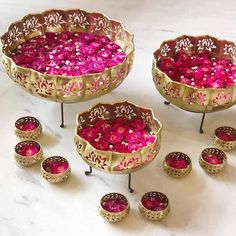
104;132;122;144
112;124;129;136
79;127;98;141
95;119;112;134
16;121;38;131
17;144;39;157
102;198;128;213
11;31;126;76
202;153;223;165
158;49;236;89
92;138;109;151
129;119;146;131
52;162;69;174
126;131;142;143
159;57;176;71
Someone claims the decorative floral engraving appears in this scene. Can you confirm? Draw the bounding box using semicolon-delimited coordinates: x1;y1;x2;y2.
175;38;193;51
23;17;41;35
186;91;207;106
44;12;65;28
160;43;171;56
212;92;231;106
223;44;236;57
68;12;89;28
114;105;137;119
7;26;21;46
88;106;108;122
85;152;108;170
114;156;140;171
61;80;83;97
163;82;180;98
197;38;216;51
92;16;112;34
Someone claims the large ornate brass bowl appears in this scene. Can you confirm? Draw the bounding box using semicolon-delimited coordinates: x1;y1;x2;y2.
74;101;162;174
0;9;134;103
152;35;236;113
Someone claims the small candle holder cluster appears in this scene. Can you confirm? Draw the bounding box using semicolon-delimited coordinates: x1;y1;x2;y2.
199;148;227;174
99;191;169;222
14;116;43;167
163;152;192;178
14;116;71;183
213;126;236;150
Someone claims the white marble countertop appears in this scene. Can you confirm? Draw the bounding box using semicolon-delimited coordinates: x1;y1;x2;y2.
0;0;236;235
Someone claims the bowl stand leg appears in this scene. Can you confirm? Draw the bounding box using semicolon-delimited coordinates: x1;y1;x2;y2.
128;173;134;193
85;166;93;175
200;113;206;134
60;103;65;128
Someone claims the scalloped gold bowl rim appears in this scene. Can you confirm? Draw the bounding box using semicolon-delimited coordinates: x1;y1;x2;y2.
152;34;236;113
74;101;162;174
75;100;162;156
0;8;135;103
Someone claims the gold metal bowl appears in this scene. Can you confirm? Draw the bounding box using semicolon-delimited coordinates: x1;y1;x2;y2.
74;101;162;174
152;35;236;113
138;191;170;221
99;193;130;222
41;156;71;183
14;140;42;166
213;126;236;150
1;9;134;103
15;116;42;140
163;152;192;178
199;147;227;174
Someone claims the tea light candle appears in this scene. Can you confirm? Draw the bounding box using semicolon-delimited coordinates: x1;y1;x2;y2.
163;152;192;178
41;156;71;183
213;126;236;150
99;193;130;222
15;116;42;140
199;148;227;174
14;141;42;166
139;191;170;221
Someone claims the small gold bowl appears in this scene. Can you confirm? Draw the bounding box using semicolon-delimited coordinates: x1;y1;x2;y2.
139;191;170;221
15;116;42;140
41;156;71;183
163;152;192;178
99;193;130;223
213;126;236;150
14;140;42;166
199;148;227;174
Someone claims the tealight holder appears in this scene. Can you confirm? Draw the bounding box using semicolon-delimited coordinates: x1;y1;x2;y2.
15;116;42;140
99;193;130;223
139;191;170;221
163;152;192;178
213;126;236;150
14;140;42;166
199;148;227;174
41;156;71;183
